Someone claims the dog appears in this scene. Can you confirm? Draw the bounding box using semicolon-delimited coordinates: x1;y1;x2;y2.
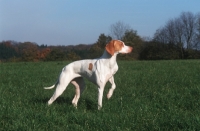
44;40;133;110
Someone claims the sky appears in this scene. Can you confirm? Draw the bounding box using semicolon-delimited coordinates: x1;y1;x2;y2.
0;0;200;45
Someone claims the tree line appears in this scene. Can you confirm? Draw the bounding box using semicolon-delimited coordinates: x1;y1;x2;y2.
0;11;200;62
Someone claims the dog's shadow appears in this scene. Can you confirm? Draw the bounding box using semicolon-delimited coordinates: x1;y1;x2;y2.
33;97;96;111
79;98;97;111
33;97;72;105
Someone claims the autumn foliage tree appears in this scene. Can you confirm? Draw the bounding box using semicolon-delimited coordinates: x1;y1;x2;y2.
37;48;50;60
17;42;38;61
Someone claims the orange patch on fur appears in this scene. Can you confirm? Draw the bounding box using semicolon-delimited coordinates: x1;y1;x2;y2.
106;40;115;56
88;63;93;71
114;41;124;51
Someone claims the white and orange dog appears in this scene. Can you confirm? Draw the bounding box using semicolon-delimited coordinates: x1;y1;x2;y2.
44;40;132;109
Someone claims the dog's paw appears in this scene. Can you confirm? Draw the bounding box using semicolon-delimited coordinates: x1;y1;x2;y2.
72;103;77;109
98;105;102;110
107;94;111;99
107;89;114;99
48;100;53;105
107;91;113;99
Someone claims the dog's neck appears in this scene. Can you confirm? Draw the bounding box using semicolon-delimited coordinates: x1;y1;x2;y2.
101;50;117;58
99;50;118;68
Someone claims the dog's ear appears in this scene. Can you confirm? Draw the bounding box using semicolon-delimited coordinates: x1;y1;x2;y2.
114;40;124;52
105;40;115;56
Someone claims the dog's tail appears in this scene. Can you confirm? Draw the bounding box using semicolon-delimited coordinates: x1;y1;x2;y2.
44;84;55;89
44;80;58;89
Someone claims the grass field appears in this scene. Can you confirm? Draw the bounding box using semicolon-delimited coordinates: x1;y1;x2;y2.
0;60;200;130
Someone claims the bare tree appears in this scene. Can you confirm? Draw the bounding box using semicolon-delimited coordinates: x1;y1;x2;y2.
153;11;199;50
194;13;200;49
174;18;185;58
174;18;184;46
180;12;196;49
110;21;131;40
153;27;168;43
165;19;177;44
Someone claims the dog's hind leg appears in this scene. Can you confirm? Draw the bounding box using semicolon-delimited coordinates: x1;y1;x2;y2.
47;74;72;105
71;77;85;108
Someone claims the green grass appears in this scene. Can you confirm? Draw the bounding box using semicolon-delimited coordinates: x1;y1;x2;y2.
0;60;200;130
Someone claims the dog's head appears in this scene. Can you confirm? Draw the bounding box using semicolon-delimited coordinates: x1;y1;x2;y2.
105;40;133;56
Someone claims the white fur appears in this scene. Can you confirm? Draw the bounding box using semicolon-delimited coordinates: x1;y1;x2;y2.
44;40;132;110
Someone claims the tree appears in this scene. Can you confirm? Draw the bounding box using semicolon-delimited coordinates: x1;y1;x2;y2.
96;34;112;49
110;21;131;40
18;42;38;61
153;18;184;46
153;11;200;59
140;41;180;60
37;48;50;60
194;13;200;49
153;28;168;44
122;29;143;60
165;18;185;58
180;12;196;49
0;41;18;61
66;51;81;61
89;34;112;58
153;12;198;49
173;18;185;58
45;49;66;61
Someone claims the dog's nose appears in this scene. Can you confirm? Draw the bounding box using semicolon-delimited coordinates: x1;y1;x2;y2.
128;46;133;53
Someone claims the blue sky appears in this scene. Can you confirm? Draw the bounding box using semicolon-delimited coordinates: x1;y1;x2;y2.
0;0;200;45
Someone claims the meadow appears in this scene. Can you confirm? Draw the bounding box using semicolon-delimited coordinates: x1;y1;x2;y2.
0;60;200;130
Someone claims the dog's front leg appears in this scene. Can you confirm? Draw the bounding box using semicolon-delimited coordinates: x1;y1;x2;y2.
98;86;105;110
107;76;116;99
